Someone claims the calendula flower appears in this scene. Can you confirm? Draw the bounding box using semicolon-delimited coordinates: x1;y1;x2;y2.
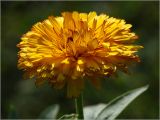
17;11;143;97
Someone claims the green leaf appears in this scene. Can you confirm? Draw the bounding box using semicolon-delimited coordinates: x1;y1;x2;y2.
58;114;78;120
39;104;59;119
96;85;149;120
84;103;106;119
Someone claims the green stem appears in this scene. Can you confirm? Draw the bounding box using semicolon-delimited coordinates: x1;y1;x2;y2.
75;93;84;119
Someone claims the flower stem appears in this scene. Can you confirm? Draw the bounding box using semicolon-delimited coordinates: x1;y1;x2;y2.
75;93;84;119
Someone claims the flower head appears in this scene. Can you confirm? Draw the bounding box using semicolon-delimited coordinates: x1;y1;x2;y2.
17;11;143;97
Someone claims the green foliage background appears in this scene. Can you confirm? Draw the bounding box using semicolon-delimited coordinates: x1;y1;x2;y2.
1;1;159;119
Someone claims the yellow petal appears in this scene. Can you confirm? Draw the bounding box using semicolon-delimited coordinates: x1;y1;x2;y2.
61;58;70;64
72;11;81;29
79;13;88;21
55;17;64;28
102;42;110;49
88;39;99;50
77;58;84;65
48;16;61;35
62;12;75;30
88;11;97;28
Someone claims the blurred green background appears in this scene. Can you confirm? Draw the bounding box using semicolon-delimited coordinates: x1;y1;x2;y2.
1;1;159;119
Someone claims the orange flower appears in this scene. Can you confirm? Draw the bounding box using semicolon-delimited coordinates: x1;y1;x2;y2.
17;11;143;97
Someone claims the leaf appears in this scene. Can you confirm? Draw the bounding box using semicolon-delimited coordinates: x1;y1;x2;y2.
84;103;106;120
58;114;78;120
96;85;149;120
39;104;59;119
